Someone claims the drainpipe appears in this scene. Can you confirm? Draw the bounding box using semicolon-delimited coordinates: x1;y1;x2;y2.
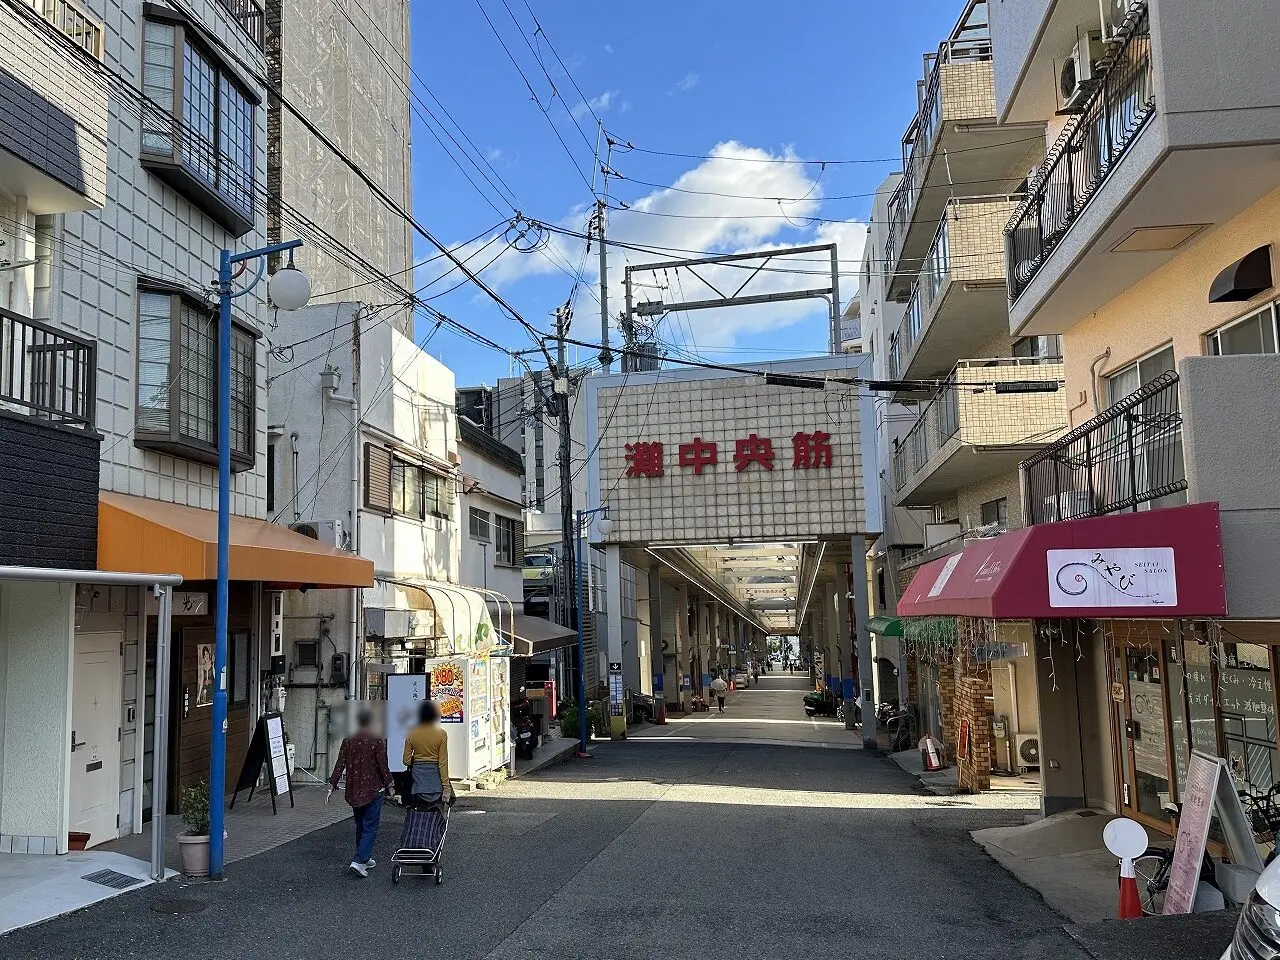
289;432;301;521
1088;348;1111;416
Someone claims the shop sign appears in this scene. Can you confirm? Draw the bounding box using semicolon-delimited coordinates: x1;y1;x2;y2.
608;663;624;717
1047;548;1177;608
624;431;835;478
146;591;209;615
431;659;466;724
1111;682;1126;703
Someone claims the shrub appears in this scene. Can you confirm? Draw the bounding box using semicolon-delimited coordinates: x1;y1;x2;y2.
180;781;211;836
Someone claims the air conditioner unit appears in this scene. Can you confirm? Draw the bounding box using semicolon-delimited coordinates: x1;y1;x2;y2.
289;519;347;550
1107;0;1139;37
1015;734;1041;771
1041;491;1092;522
1060;31;1107;109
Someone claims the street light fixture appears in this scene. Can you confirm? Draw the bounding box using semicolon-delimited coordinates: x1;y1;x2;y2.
210;239;310;881
574;504;610;758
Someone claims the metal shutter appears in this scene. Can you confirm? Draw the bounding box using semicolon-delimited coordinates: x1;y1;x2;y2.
364;444;392;511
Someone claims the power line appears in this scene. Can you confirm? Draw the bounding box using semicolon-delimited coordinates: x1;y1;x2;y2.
605;133;1047;167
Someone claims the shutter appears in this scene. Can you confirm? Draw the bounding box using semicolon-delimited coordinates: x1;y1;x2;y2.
512;520;525;564
364;444;392;512
441;472;457;513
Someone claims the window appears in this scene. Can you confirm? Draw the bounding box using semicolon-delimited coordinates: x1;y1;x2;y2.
140;12;257;235
363;445;455;521
494;515;523;566
1106;345;1175;405
135;287;256;470
266;442;275;512
469;507;491;541
1104;345;1186;512
1013;335;1062;359
1208;304;1278;356
980;497;1008;528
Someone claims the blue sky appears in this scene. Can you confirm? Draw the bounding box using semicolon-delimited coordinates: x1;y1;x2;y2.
404;0;966;386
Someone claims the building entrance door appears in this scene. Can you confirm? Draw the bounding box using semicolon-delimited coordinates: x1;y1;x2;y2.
1116;643;1174;825
70;631;123;848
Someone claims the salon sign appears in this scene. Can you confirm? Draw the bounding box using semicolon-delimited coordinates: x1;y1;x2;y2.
1047;548;1177;608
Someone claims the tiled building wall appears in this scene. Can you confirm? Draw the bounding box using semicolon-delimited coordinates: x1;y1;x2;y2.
948;200;1018;284
940;60;995;123
955;471;1025;532
598;371;866;545
956;361;1068;446
52;0;271;517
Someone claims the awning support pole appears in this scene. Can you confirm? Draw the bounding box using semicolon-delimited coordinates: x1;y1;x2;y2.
151;584;173;882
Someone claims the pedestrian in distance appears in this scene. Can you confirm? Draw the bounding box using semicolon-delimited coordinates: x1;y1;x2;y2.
327;708;395;878
710;674;729;713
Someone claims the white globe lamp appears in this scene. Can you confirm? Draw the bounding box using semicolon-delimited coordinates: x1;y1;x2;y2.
269;264;311;311
596;514;614;538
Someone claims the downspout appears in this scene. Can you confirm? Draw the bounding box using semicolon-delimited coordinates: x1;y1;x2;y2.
289;432;301;521
1088;347;1111;416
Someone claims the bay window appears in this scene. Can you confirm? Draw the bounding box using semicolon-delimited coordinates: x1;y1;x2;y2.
140;8;257;235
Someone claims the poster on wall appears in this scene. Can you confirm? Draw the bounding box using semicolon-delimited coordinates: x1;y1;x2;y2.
1047;548;1177;608
432;659;466;723
196;642;215;707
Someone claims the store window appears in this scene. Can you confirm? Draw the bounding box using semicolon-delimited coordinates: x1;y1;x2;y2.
1207;303;1278;356
140;13;256;235
1219;640;1278;798
1126;647;1170;820
135;287;256;470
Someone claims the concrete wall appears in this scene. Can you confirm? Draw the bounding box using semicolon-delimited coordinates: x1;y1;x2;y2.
0;580;74;846
1180;354;1280;619
1060;187;1280;427
988;0;1055;120
459;478;523;601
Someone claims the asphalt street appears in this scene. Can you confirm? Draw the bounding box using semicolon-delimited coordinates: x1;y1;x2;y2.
2;676;1083;960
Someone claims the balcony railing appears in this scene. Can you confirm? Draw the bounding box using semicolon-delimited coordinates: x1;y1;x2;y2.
1022;371;1185;525
0;308;96;430
886;0;993;269
40;0;103;59
1005;3;1155;302
216;0;265;50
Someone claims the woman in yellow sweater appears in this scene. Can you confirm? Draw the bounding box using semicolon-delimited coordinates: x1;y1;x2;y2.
402;700;454;809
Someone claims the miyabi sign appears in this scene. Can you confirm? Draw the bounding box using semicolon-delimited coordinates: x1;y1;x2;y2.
1047;547;1177;608
624;431;835;478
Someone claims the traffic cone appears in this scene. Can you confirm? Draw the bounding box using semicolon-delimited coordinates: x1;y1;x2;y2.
1117;857;1143;919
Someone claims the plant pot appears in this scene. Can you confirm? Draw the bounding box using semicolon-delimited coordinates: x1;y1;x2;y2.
176;832;210;877
68;832;91;851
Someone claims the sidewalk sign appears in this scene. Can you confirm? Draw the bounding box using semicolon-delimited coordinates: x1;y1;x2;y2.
608;662;624;717
387;673;430;773
1163;750;1263;914
230;712;294;813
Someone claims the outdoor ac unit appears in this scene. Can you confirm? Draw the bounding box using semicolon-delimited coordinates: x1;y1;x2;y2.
1015;734;1041;771
1060;31;1107;109
1041;492;1092;522
289;519;347;550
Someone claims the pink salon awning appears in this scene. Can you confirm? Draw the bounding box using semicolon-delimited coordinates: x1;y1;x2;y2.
898;503;1227;620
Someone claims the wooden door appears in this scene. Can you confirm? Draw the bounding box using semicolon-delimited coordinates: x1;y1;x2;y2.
172;626;251;803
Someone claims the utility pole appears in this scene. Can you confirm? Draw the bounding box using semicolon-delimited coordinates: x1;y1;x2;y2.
596;199;613;371
553;302;577;642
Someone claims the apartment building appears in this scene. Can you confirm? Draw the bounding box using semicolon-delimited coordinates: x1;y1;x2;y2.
881;0;1058;790
0;0;373;856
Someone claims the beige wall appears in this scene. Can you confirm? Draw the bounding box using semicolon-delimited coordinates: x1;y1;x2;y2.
949;199;1019;285
940;61;996;122
1061;186;1280;426
956;470;1024;531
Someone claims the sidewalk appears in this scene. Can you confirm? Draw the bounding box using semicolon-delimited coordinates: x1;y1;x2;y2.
0;849;162;936
515;733;577;776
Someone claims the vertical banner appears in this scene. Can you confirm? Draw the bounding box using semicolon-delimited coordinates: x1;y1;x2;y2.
386;673;430;773
608;662;624;717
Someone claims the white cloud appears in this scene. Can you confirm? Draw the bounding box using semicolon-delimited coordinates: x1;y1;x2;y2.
570;90;620;120
486;148;504;163
619;100;632;114
676;72;700;92
425;141;867;352
603;43;614;54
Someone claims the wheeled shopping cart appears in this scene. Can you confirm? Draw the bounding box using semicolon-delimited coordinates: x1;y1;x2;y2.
390;804;450;885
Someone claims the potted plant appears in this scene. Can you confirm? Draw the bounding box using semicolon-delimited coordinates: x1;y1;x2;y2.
177;781;212;877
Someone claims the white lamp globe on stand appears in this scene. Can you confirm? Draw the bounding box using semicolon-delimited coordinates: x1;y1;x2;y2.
269;260;311;311
596;513;614;538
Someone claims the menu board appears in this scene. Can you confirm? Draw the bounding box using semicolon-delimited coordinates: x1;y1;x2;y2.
265;714;290;796
230;712;294;812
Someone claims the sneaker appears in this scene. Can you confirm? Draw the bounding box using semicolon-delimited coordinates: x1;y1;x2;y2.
349;861;368;878
365;858;376;869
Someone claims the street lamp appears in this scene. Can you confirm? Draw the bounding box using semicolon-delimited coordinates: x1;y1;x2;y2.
210;239;310;881
573;505;610;758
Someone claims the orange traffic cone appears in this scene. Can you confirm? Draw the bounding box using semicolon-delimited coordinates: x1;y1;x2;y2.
1117;858;1143;919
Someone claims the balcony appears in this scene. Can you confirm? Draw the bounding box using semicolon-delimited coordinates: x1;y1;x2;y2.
1002;1;1280;335
892;357;1068;507
890;196;1021;389
0;0;109;212
883;0;1037;300
0;307;101;569
1022;370;1185;525
216;0;265;50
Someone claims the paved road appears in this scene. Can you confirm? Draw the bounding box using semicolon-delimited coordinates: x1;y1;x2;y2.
2;684;1081;960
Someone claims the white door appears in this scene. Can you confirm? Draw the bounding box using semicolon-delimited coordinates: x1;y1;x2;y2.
70;632;122;848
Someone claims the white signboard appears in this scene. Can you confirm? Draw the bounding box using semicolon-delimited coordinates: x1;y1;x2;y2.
1047;547;1177;608
386;673;430;773
265;714;290;796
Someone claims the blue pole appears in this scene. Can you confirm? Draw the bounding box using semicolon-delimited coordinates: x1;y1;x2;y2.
574;510;589;755
210;248;232;880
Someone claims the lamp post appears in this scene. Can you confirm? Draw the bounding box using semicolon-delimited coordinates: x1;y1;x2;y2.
210;239;310;880
574;506;611;757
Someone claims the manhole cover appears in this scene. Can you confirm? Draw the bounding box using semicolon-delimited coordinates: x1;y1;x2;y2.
82;869;145;890
150;899;207;915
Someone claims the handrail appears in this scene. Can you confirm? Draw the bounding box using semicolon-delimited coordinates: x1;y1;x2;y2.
0;308;96;430
216;0;265;50
1006;3;1154;302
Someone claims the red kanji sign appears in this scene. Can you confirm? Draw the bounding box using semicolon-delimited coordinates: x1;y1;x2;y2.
792;430;833;469
678;437;718;475
625;441;664;478
734;433;774;472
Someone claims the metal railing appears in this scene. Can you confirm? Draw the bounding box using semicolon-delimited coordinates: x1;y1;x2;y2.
886;0;993;270
0;309;96;430
217;0;266;50
1006;4;1154;302
41;0;103;58
1022;371;1185;525
894;389;960;491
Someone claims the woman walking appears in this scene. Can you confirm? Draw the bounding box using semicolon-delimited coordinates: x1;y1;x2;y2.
402;700;455;810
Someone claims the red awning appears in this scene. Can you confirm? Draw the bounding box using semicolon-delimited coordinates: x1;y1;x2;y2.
898;502;1227;620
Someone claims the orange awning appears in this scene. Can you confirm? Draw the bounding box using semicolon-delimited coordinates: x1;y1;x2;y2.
98;491;374;588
